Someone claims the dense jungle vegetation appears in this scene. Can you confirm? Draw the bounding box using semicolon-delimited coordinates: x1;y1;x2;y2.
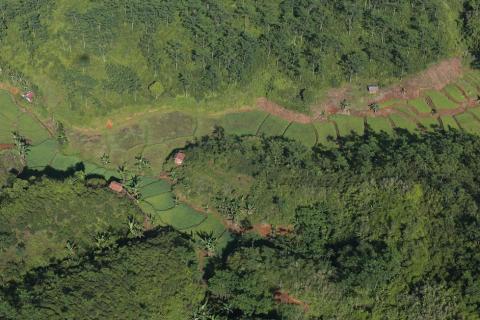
170;128;480;319
0;0;475;120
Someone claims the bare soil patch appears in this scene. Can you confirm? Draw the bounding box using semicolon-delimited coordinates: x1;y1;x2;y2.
0;144;14;150
274;290;308;311
257;97;312;123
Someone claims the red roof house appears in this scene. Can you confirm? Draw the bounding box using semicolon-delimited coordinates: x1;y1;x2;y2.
174;152;186;166
22;91;34;103
109;181;124;193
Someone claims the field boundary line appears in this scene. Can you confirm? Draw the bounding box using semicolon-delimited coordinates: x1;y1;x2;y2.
255;113;271;136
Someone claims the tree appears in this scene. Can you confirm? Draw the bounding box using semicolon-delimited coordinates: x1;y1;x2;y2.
369;102;380;113
11;131;29;164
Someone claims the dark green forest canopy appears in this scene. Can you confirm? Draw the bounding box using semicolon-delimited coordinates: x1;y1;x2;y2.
0;230;204;320
0;0;469;117
171;129;480;318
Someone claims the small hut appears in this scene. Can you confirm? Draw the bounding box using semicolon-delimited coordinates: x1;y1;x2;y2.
367;85;379;94
109;181;124;193
22;91;34;103
174;152;186;166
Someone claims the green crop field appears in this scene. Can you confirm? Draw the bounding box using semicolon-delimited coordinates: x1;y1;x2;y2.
0;91;20;121
456;80;478;98
440;116;460;130
194;116;220;138
139;180;171;198
467;108;480;119
50;153;81;171
443;85;466;102
366;117;394;133
314;122;337;145
257;115;291;136
455;113;480;134
394;104;418;118
418;117;440;131
389;114;419;132
218;111;269;136
26;139;59;169
408;98;432;113
143;112;196;143
379;98;403;108
16;114;51;145
283;123;317;147
330;115;364;137
427;91;458;110
155;204;206;230
143;193;176;211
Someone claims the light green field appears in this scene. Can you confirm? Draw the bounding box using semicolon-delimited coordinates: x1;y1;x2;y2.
456;79;478;98
143;112;195;143
16;113;51;145
389;114;419;132
155;204;206;230
218;111;269;136
330;115;364;137
467;108;480;119
283;123;317;147
379;98;403;108
314;122;337;145
408;98;432;113
26;139;59;169
394;104;418;118
366;117;393;133
139;180;171;198
257;115;291;136
143;193;176;211
0;91;20;121
440;116;459;130
443;85;466;102
50;153;81;171
456;113;480;134
194;117;220;138
427;91;457;110
418;117;440;131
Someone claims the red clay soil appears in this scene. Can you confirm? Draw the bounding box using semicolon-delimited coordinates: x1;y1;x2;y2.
257;97;312;123
253;223;272;237
274;291;309;312
0;144;14;150
106;119;113;129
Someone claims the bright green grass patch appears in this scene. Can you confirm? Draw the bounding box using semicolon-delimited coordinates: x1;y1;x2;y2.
194;116;220;138
138;176;160;188
50;153;81;171
426;91;458;110
389;114;419;132
455;113;480;134
218;111;269;136
394;104;418;118
440;116;459;130
16;113;50;145
283;123;316;147
0;90;20;121
366;117;393;133
143;112;195;144
417;117;440;131
139;180;171;198
456;80;478;98
314;122;337;145
143;193;175;211
467;108;480;119
379;98;402;108
27;139;58;169
443;85;466;102
156;204;206;230
257;115;290;136
0;118;14;143
330;115;364;137
408;98;432;113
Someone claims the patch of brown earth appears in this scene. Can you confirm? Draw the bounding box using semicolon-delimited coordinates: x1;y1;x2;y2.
0;144;14;150
274;290;309;312
253;223;272;237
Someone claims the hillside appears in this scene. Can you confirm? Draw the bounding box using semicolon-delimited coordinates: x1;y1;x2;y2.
0;0;470;124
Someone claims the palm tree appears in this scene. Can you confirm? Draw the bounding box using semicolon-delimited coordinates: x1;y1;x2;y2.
134;154;150;171
12;131;29;164
100;153;110;165
127;216;142;238
340;99;349;111
369;102;380;113
117;162;129;183
196;231;218;256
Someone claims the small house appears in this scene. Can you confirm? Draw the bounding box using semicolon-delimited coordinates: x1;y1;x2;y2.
367;85;379;94
174;152;186;166
109;181;124;193
22;91;34;103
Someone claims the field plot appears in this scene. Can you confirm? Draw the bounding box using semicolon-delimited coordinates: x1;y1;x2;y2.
389;114;419;132
105;123;147;151
194;116;220;138
50;153;81;171
138;179;171;198
366;117;393;133
330;115;364;137
440;116;459;130
218;111;269;136
156;204;206;230
257;115;290;136
283;123;316;147
467;108;480;120
314;122;337;145
143;112;195;143
16;113;50;145
394;104;418;118
143;136;192;173
26;139;59;169
0;90;20;121
418;117;440;131
443;85;466;102
456;79;478;98
456;113;480;134
142;193;175;211
408;98;432;113
426;91;457;110
379;98;403;108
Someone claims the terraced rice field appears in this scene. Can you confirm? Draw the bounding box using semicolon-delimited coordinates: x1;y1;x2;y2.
366;117;394;133
426;91;457;110
330;114;364;137
408;98;432;114
283;123;317;147
440;116;460;130
455;113;480;134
